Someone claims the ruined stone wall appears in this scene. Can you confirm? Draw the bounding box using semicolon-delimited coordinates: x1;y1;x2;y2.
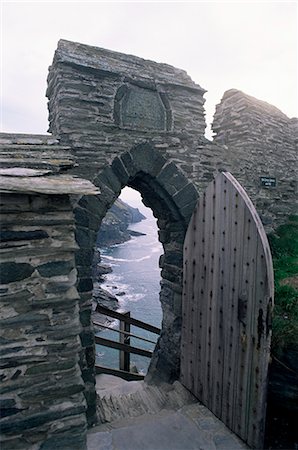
46;39;219;187
46;40;224;415
46;40;297;426
212;89;298;228
1;41;297;445
0;135;99;449
47;41;297;231
0;192;87;450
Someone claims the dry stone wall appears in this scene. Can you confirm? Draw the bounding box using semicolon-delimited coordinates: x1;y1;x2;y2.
212;89;297;228
0;193;87;450
47;41;297;231
0;135;99;449
46;40;211;186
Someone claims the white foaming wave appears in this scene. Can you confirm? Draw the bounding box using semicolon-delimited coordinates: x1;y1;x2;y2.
117;297;128;308
111;292;145;308
107;239;134;249
101;255;126;262
103;273;123;284
102;255;133;262
135;255;151;262
112;283;130;291
105;287;145;306
125;293;145;303
101;284;126;297
102;254;151;263
103;285;130;297
132;241;158;248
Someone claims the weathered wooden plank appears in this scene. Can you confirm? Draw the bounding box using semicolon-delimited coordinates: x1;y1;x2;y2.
95;305;161;334
181;204;196;391
233;200;256;439
203;179;216;408
221;179;245;431
95;365;145;381
225;173;274;448
94;336;153;358
247;231;273;447
181;172;274;449
212;175;226;416
201;181;214;407
92;321;157;344
192;193;206;400
119;311;130;372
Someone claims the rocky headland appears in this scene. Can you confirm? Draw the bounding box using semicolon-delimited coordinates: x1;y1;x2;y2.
96;198;145;247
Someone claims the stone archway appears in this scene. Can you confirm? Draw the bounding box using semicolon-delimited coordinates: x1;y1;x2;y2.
73;142;199;424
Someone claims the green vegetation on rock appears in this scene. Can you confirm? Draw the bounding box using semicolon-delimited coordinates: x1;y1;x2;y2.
268;215;298;356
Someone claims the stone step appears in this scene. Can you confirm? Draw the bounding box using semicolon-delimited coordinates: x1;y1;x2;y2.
88;404;248;450
88;375;248;450
95;374;197;424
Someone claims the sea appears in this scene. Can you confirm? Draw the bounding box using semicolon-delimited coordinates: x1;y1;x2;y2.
95;188;163;374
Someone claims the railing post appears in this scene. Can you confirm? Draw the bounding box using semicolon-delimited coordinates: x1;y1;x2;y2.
119;311;130;372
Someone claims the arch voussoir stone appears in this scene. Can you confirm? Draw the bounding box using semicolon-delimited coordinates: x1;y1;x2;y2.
172;182;199;221
111;157;130;186
129;142;168;177
156;161;190;196
93;166;122;196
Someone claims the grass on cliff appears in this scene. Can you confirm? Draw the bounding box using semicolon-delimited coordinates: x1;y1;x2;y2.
268;215;298;356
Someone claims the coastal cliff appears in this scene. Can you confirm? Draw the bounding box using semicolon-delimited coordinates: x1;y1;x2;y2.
96;198;145;247
92;198;146;324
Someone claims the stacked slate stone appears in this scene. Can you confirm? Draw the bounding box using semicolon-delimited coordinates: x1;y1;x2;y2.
46;40;213;390
46;39;207;184
0;133;98;450
212;89;298;229
289;117;298;145
0;133;73;172
45;40;297;397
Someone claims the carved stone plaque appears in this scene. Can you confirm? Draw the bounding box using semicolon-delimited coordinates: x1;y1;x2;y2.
116;85;168;131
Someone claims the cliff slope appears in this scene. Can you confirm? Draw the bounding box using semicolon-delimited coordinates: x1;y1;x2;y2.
96;198;145;246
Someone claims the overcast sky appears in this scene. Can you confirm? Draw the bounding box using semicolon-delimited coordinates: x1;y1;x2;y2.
1;1;297;140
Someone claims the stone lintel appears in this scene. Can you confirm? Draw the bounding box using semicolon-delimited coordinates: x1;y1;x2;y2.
0;132;60;145
0;174;100;196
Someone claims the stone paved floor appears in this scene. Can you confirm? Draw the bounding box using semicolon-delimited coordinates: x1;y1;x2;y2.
87;375;249;450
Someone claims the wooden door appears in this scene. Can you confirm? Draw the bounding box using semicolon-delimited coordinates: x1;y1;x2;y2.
181;172;274;449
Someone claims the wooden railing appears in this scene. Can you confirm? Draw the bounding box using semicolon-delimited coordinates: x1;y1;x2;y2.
93;304;161;381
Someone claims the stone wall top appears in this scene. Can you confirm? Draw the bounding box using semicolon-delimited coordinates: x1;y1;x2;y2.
0;133;59;145
0;172;100;195
289;117;298;143
0;132;100;195
46;40;208;168
219;88;291;119
211;88;297;228
52;39;206;93
0;132;74;172
212;89;297;146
